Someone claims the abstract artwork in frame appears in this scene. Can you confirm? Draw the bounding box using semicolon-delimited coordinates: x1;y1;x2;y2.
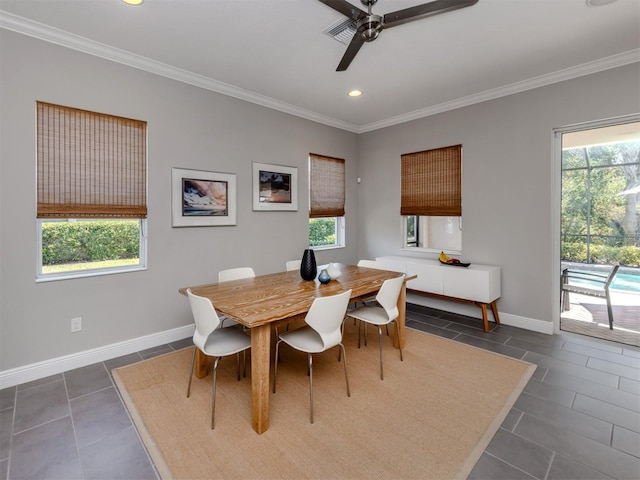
171;167;237;227
252;162;298;211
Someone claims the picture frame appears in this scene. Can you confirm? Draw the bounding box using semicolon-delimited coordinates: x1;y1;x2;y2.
252;162;298;211
171;167;237;227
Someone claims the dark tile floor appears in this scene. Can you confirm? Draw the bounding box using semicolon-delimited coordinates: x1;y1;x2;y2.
1;306;639;479
406;304;640;480
0;338;193;480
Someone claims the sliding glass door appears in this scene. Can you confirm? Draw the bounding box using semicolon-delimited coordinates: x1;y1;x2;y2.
556;118;640;342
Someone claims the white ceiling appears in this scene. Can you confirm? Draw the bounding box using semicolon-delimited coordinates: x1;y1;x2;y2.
1;0;639;133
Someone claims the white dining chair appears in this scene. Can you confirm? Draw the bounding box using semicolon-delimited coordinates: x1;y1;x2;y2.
273;289;352;424
218;267;255;282
347;275;405;380
357;259;386;270
217;267;256;328
351;259;388;311
285;259;301;271
186;289;252;429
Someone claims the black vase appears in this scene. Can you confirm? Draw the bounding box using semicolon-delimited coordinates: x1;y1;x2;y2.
300;249;317;281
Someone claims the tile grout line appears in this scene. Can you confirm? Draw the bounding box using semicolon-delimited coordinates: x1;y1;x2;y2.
63;370;86;480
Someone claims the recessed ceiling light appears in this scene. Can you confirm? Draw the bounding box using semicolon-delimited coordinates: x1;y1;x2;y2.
348;90;362;97
586;0;618;6
122;0;144;5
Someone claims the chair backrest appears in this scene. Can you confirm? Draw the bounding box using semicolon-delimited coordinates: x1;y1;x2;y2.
285;259;301;271
187;289;222;350
604;263;620;289
357;259;385;270
218;267;255;282
375;275;405;321
305;289;352;351
563;263;620;290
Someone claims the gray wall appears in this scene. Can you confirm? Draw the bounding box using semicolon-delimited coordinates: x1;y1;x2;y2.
356;63;640;325
1;28;639;377
0;31;358;372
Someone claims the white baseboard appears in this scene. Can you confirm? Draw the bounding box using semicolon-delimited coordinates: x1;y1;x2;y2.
1;297;555;389
0;324;195;389
499;312;555;335
406;294;554;335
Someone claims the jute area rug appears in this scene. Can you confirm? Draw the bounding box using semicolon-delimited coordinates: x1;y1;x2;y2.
113;324;535;480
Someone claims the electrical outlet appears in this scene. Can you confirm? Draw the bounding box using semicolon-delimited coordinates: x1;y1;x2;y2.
71;317;82;332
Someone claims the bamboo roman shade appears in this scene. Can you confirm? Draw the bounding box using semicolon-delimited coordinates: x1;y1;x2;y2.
37;102;147;219
309;153;345;218
401;145;462;216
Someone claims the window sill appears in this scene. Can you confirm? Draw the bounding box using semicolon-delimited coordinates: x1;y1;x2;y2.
36;265;147;283
310;245;345;252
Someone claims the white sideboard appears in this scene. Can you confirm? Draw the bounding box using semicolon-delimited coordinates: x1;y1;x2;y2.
376;255;501;332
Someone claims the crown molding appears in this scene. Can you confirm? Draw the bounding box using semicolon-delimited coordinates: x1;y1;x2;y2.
0;11;360;133
358;49;640;133
2;11;638;135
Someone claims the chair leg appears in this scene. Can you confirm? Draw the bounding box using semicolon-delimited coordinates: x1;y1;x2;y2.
606;292;614;330
308;353;314;424
358;321;368;348
211;357;221;429
273;340;281;394
340;343;350;397
377;326;384;380
561;290;570;312
187;346;197;398
236;352;241;381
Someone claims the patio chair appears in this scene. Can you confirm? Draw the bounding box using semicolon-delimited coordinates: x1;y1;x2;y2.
561;263;620;330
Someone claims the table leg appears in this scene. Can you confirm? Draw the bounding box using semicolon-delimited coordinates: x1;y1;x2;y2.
251;324;271;434
195;349;213;379
393;281;407;349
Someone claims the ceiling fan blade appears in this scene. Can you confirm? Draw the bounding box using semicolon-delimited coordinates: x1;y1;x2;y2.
317;0;367;22
336;33;366;71
383;0;478;29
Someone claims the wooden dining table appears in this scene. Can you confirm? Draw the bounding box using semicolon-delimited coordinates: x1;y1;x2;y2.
178;263;412;434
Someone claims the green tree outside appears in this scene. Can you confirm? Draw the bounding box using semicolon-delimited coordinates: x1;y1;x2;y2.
561;141;640;266
309;218;336;246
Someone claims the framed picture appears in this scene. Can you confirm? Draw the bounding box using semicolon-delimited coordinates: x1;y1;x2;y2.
172;167;237;227
252;162;298;211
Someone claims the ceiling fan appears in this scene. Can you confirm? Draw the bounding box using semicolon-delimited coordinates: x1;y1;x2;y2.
318;0;479;71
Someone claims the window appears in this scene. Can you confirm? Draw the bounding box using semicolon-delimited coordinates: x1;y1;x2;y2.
308;153;345;249
36;102;147;281
561;121;640;265
401;145;462;253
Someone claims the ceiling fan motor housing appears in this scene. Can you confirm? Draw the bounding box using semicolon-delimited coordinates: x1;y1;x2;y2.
357;14;383;41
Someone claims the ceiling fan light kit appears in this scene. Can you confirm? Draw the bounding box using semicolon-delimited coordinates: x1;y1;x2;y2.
319;0;479;71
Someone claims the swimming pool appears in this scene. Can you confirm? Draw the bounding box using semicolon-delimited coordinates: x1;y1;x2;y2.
610;272;640;294
565;267;640;294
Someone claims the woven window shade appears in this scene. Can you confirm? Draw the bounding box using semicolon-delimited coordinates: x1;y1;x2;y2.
400;145;462;216
37;102;147;219
309;154;345;218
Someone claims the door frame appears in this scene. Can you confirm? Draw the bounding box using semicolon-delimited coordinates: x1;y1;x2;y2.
552;113;640;334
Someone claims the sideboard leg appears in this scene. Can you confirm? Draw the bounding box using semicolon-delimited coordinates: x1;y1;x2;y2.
480;303;490;332
490;301;501;325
